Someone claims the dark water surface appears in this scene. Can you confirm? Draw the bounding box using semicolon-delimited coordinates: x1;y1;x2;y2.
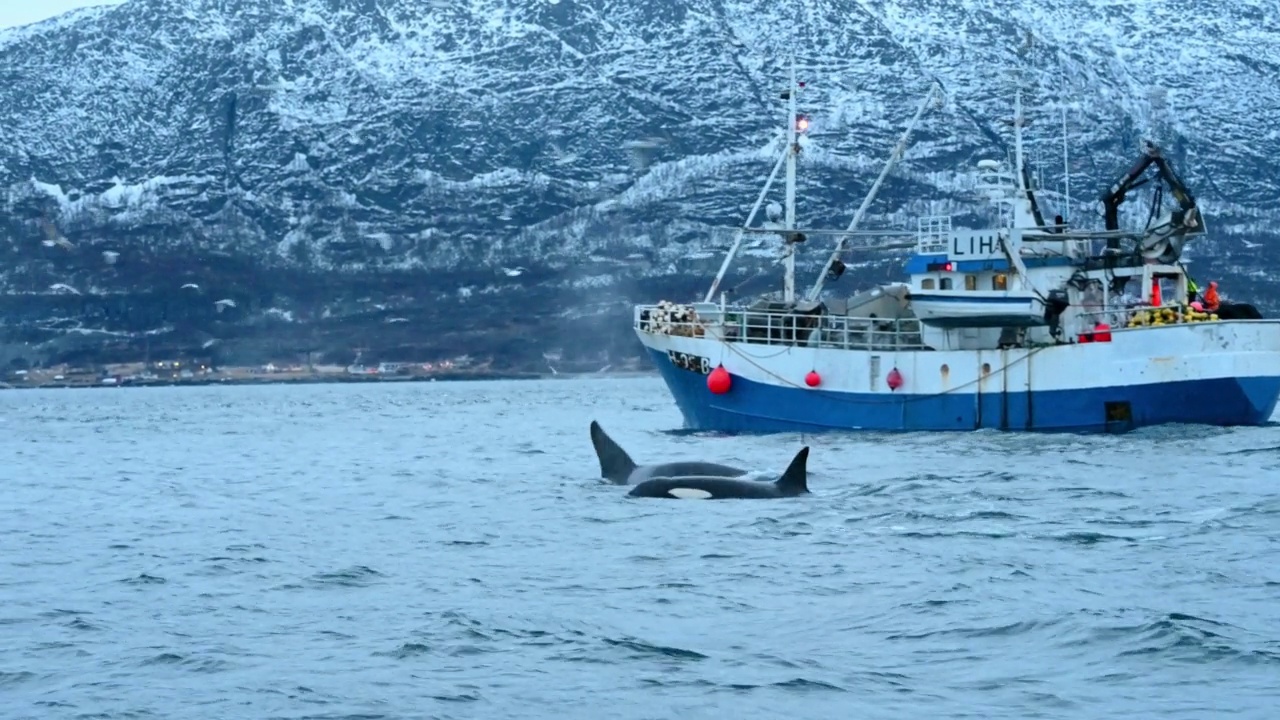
2;377;1279;719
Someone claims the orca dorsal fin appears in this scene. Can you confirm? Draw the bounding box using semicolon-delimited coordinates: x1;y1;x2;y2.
775;446;810;495
590;420;637;483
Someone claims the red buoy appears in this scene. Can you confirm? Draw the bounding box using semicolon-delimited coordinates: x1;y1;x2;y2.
805;370;821;387
707;365;732;394
886;367;903;391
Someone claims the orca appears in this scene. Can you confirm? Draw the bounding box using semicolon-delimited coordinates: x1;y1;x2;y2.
628;447;811;500
589;420;748;485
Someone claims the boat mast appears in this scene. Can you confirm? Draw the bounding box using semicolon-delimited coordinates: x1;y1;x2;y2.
782;56;799;304
1013;89;1026;189
1003;89;1041;292
703;139;788;303
703;61;802;304
1061;103;1070;223
1008;88;1039;230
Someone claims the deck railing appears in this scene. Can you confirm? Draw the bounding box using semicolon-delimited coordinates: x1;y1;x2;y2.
635;303;928;351
916;215;951;255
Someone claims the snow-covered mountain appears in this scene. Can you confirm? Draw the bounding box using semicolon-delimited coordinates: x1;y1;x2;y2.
1;0;1277;369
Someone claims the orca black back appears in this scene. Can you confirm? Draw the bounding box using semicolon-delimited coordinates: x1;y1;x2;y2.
589;420;747;484
628;447;810;500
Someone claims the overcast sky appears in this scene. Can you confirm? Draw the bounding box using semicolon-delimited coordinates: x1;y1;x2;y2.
0;0;127;30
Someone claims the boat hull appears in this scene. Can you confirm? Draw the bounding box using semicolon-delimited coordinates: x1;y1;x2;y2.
636;321;1280;433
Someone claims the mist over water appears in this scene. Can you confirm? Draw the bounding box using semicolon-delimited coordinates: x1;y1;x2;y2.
2;377;1278;719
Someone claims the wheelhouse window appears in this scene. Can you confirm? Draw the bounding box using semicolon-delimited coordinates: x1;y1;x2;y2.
992;273;1008;290
964;275;977;291
940;277;953;290
921;278;936;289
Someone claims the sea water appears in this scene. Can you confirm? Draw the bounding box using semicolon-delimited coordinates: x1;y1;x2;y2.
2;377;1278;719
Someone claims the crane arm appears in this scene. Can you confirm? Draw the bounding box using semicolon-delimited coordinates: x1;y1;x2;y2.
1099;140;1198;232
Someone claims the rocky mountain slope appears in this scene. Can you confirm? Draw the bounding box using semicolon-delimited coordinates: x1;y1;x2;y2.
1;0;1277;371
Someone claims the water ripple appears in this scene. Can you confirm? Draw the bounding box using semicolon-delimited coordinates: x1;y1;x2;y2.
1;378;1278;719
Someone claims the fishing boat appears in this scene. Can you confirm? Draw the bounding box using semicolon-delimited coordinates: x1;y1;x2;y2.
632;65;1280;433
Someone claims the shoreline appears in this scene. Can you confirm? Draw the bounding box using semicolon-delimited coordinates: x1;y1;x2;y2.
0;368;659;391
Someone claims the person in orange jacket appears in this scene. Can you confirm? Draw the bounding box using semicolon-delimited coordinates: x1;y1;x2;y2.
1202;281;1220;312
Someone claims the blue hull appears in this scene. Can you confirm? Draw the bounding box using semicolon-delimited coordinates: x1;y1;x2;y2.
646;349;1280;433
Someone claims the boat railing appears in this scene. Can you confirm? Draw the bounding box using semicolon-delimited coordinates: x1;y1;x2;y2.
916;215;951;255
634;303;928;351
1073;304;1220;336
